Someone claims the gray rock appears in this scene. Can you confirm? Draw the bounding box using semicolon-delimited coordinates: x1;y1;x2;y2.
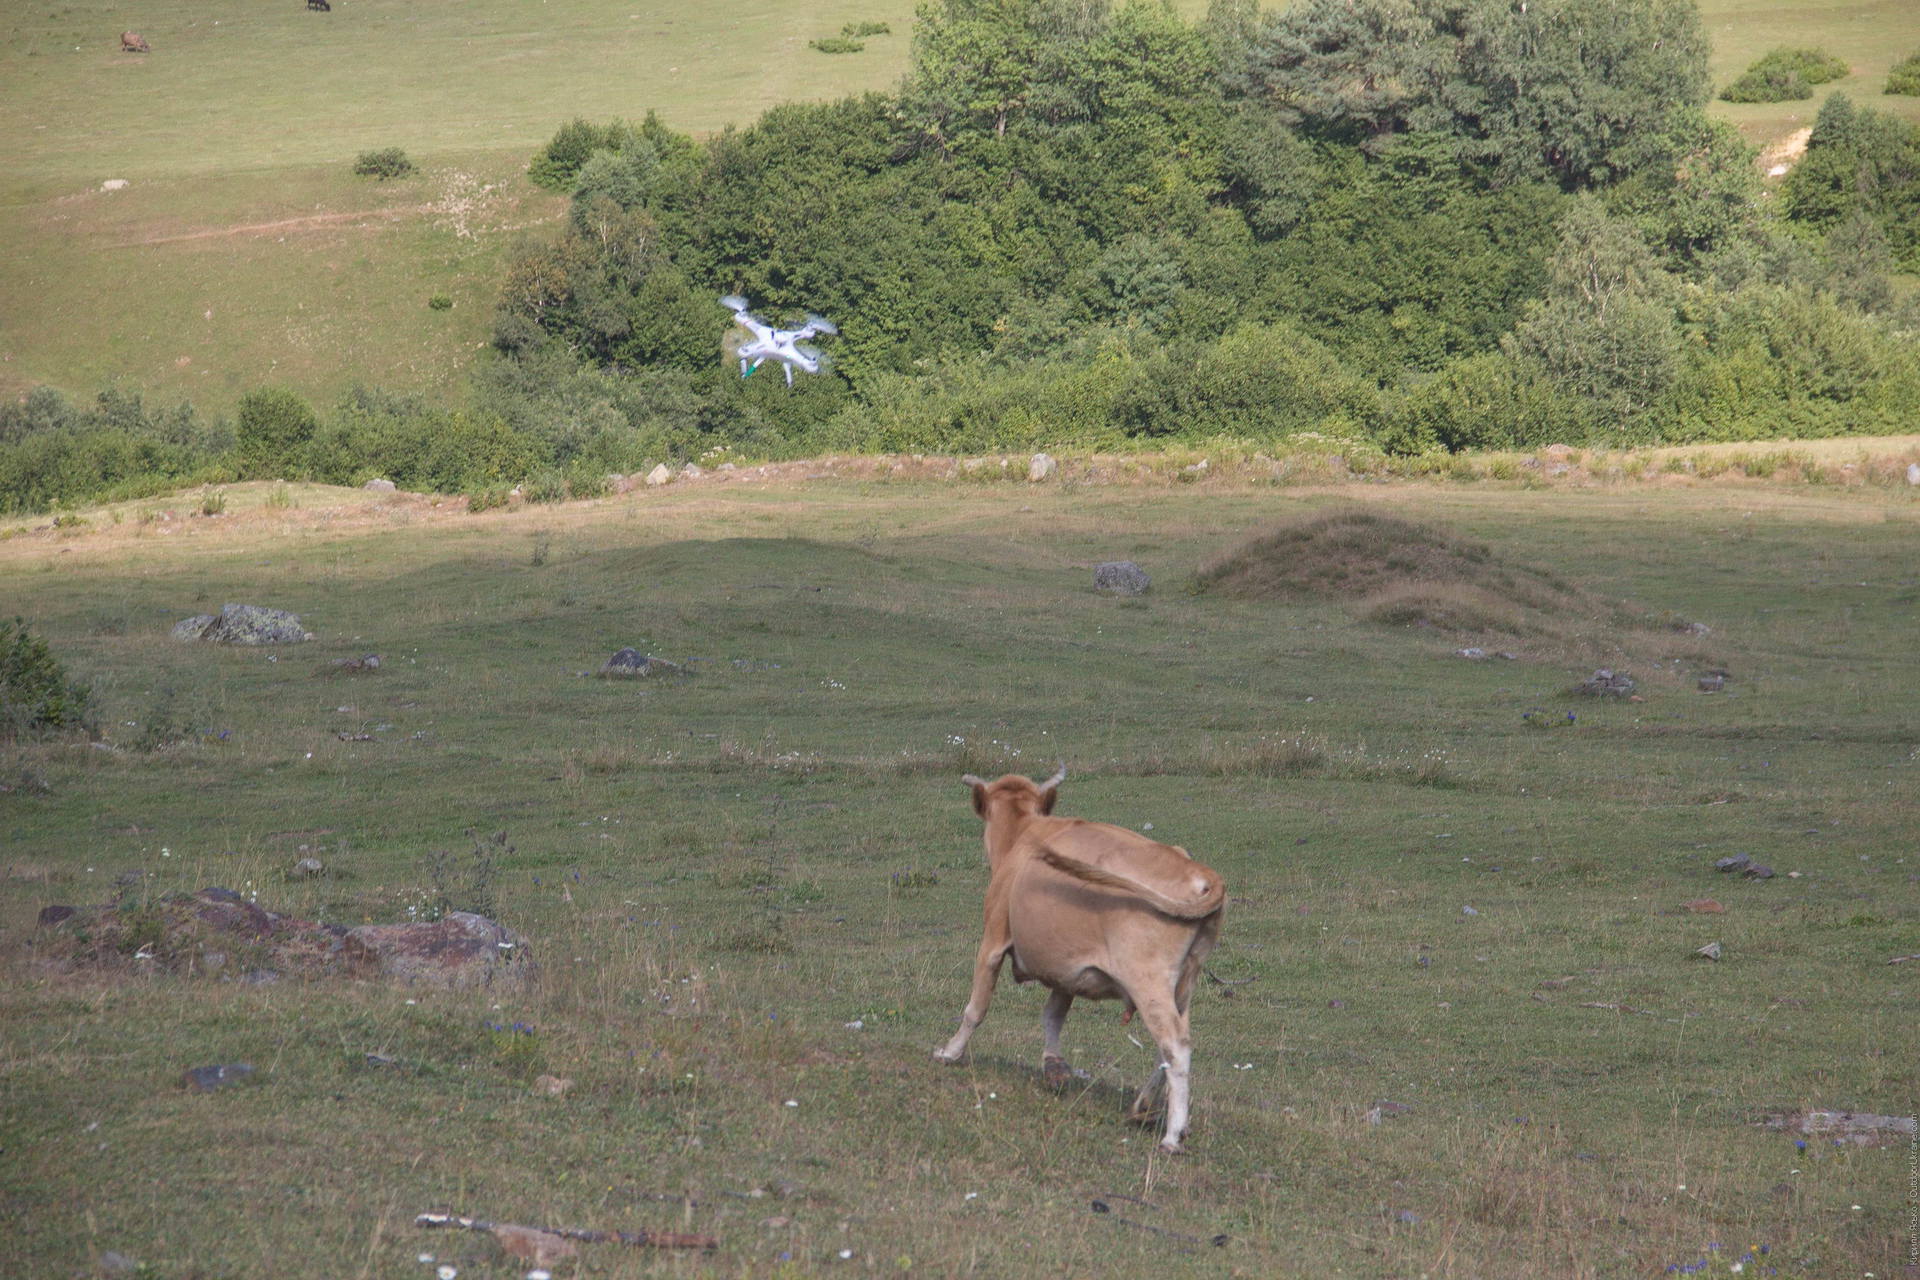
1574;668;1636;697
1907;462;1920;487
342;911;531;990
1693;941;1722;961
199;604;313;646
645;463;672;487
1742;863;1775;880
181;1062;256;1091
1697;671;1726;693
599;648;683;678
171;614;217;642
1456;647;1487;660
1093;560;1150;596
1713;853;1752;873
293;857;325;877
363;477;397;492
97;1250;139;1275
1028;452;1057;482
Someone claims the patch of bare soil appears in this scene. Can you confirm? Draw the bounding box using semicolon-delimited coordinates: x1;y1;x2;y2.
1758;127;1812;178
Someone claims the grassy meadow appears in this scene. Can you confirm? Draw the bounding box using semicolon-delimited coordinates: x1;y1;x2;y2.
5;0;1920;412
2;463;1917;1277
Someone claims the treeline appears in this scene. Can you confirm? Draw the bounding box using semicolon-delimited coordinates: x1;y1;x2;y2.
493;0;1920;458
5;0;1919;514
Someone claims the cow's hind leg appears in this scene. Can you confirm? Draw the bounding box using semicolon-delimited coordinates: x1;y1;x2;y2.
1041;989;1074;1086
1130;998;1194;1152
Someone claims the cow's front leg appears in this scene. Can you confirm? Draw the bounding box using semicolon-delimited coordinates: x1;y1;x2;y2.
934;940;1008;1063
1041;988;1074;1086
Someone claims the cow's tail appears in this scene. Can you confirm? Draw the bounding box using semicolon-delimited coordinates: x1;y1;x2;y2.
1039;849;1225;919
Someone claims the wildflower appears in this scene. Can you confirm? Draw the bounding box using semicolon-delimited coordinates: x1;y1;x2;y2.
437;1267;458;1280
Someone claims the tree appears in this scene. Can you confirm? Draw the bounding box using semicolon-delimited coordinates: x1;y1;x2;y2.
1504;198;1681;421
235;387;319;478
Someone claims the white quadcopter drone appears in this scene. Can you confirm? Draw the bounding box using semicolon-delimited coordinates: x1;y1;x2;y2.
721;294;838;386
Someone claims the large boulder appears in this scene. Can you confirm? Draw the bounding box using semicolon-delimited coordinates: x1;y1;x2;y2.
342;912;532;990
171;614;217;642
189;604;314;646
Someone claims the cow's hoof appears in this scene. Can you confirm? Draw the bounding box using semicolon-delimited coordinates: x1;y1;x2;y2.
932;1047;962;1064
1158;1137;1186;1155
1042;1055;1072;1088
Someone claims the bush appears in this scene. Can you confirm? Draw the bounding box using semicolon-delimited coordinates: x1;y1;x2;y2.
1720;47;1850;103
466;484;511;513
427;294;453;311
235;387;320;478
1;618;92;739
353;147;415;180
809;37;865;54
1889;51;1920;96
842;21;890;37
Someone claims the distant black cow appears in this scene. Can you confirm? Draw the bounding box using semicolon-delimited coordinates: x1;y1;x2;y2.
307;0;330;10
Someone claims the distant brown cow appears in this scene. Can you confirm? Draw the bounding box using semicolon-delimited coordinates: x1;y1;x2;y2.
934;767;1225;1151
120;31;149;53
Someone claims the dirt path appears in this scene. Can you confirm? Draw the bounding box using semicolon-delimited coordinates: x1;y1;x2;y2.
115;204;441;248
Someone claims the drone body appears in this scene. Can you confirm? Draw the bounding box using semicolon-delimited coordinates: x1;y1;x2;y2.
721;294;837;386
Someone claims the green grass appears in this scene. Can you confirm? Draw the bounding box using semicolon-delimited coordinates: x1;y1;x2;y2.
1698;0;1920;142
2;471;1915;1276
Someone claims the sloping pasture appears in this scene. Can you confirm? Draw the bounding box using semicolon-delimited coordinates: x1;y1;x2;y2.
1;472;1913;1276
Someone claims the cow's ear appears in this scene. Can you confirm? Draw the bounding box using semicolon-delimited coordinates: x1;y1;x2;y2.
962;774;988;819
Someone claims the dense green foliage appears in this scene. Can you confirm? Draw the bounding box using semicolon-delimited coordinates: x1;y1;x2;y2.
4;0;1918;513
0;617;91;738
1719;46;1849;103
1889;50;1920;96
351;147;415;180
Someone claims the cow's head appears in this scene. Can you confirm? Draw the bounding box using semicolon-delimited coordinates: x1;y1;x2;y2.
961;764;1065;827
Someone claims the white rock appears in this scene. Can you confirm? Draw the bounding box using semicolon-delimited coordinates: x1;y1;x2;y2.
1906;462;1919;487
681;463;704;479
1028;452;1057;482
1767;163;1789;177
101;178;130;192
645;463;672;487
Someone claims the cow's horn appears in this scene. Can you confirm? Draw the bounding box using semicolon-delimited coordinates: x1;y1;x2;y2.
1037;762;1067;792
960;773;987;788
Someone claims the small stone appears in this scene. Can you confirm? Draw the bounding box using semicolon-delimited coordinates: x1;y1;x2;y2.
1028;452;1057;482
1713;853;1751;873
645;463;672;486
1393;1209;1420;1225
1093;560;1150;596
1327;998;1346;1009
97;1251;138;1274
1683;899;1724;914
181;1062;257;1091
1697;672;1726;693
1743;864;1775;879
681;463;704;479
293;857;325;877
1455;647;1486;660
1461;905;1479;916
599;648;682;678
1907;462;1920;487
101;179;130;192
1693;942;1722;961
363;477;397;492
1574;668;1636;697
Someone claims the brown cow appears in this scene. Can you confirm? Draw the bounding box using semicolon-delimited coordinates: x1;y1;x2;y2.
934;767;1224;1151
120;31;150;53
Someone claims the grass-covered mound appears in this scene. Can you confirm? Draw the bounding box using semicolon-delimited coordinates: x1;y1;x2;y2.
1191;509;1652;650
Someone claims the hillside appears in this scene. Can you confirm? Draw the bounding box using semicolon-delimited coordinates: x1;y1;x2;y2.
2;0;1917;414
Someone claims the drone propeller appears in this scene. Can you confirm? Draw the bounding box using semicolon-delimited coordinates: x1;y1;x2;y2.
804;314;839;336
719;294;750;312
795;343;824;361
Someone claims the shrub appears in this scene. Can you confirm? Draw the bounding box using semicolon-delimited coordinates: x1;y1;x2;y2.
427;294;453;311
466;484;510;513
522;470;569;504
352;147;415;180
842;21;890;37
1;618;93;738
1888;51;1920;96
810;36;865;53
1720;47;1850;103
528;118;620;189
235;387;319;479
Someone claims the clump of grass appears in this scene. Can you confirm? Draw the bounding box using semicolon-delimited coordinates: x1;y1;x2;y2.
1201;735;1326;778
197;487;227;516
264;482;293;509
809;35;866;53
426;293;452;311
842;20;890;36
466;484;510;513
